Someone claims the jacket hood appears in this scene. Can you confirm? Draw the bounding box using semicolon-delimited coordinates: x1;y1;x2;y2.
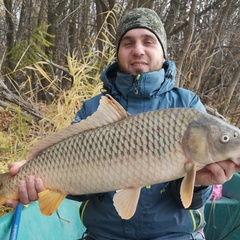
100;60;176;100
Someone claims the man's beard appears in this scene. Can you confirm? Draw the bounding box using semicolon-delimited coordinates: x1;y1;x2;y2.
134;68;144;74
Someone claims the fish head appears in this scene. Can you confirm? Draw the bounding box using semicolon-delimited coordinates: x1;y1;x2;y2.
183;113;240;166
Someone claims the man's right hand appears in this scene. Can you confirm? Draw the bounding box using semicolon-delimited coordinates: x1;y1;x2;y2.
6;160;45;208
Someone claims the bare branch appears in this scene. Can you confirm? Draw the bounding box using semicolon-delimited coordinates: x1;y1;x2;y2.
0;78;52;124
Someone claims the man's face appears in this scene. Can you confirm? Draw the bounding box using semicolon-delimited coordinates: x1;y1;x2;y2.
117;28;165;75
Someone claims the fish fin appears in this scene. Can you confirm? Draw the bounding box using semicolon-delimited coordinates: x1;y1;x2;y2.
180;163;196;208
113;187;141;220
27;95;129;160
38;189;67;216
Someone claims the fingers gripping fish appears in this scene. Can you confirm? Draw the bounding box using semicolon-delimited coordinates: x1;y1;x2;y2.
0;95;240;220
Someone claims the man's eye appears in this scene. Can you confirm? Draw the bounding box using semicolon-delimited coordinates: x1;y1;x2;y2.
145;40;153;45
123;42;133;47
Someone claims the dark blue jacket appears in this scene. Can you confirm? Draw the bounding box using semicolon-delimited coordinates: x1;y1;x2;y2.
70;61;212;240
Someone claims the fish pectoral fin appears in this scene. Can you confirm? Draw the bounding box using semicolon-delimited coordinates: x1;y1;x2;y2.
180;163;196;208
113;187;141;220
38;189;67;216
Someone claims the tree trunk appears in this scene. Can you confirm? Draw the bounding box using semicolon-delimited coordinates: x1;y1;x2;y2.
2;0;15;74
175;0;197;87
219;66;240;115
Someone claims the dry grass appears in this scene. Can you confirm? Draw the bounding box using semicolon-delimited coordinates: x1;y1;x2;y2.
0;46;114;216
0;8;116;216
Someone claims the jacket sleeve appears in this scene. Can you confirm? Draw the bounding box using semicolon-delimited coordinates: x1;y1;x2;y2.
169;178;213;209
189;93;206;112
71;94;102;124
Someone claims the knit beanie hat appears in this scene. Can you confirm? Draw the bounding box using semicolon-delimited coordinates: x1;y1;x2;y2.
116;8;167;57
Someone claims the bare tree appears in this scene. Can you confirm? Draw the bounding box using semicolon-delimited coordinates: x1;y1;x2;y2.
3;0;15;74
175;0;197;87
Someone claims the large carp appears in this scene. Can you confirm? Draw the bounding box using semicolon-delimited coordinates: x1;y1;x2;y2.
0;95;240;219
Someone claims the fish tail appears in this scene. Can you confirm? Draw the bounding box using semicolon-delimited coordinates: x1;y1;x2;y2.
0;173;9;205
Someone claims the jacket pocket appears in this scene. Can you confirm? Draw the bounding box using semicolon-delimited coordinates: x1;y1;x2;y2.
189;207;205;231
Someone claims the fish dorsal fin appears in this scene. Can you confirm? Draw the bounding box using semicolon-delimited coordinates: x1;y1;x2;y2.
180;162;196;208
113;187;141;220
38;189;67;215
27;95;129;160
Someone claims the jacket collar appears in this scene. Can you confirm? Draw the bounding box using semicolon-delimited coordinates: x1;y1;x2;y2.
101;60;176;100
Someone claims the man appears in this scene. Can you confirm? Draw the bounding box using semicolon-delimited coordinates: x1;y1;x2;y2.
7;8;239;240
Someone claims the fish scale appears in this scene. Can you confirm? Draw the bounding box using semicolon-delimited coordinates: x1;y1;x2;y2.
0;95;240;219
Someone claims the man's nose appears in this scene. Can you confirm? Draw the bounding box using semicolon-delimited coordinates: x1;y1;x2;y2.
132;42;145;56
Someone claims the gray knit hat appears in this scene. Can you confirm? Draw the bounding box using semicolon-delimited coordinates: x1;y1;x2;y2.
116;8;167;57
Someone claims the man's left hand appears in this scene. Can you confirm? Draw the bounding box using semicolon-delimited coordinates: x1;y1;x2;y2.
195;159;240;186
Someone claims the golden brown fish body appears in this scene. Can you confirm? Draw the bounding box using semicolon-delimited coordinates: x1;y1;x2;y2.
1;95;240;219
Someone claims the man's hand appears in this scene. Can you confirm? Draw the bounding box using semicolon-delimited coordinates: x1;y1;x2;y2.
195;159;240;186
6;160;45;208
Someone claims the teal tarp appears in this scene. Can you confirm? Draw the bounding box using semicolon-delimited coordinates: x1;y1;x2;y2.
0;199;85;240
204;173;240;240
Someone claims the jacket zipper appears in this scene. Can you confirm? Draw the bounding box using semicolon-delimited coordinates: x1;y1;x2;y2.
133;74;141;94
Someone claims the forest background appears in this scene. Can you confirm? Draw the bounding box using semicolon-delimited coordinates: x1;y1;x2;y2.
0;0;239;214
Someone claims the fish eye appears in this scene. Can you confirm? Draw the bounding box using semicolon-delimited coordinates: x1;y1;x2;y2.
221;134;230;143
